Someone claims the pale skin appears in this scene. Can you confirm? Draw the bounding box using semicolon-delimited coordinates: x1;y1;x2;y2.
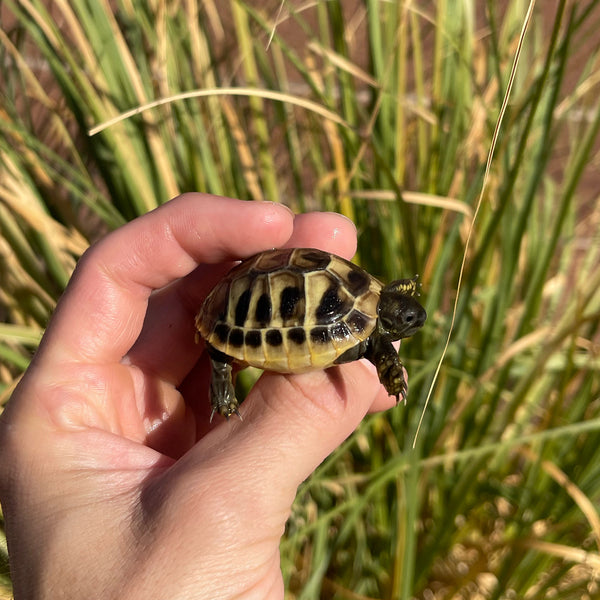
0;194;399;600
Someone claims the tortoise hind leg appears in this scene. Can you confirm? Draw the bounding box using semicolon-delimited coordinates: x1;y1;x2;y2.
206;345;240;420
208;359;241;420
364;335;408;403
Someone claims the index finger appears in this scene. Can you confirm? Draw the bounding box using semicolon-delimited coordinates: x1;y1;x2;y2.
36;194;295;367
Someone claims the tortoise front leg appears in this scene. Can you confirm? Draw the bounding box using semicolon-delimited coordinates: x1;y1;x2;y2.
365;335;408;403
205;346;240;420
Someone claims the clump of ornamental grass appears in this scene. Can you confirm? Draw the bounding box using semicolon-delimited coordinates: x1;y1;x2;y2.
1;1;600;598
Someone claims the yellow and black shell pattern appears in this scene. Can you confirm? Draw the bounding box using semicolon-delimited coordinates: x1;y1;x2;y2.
196;248;384;373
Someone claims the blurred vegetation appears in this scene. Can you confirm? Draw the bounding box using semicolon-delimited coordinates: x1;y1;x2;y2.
1;1;600;598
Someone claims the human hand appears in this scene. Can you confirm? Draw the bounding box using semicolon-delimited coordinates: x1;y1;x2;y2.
0;194;396;599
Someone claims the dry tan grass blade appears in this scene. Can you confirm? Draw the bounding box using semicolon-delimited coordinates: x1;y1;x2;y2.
88;88;350;136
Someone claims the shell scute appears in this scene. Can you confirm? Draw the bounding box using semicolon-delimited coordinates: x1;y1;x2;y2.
279;284;304;324
253;247;295;271
254;292;272;327
290;248;332;270
196;247;382;372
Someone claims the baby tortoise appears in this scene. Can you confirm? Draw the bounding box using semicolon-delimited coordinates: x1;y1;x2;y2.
195;247;426;419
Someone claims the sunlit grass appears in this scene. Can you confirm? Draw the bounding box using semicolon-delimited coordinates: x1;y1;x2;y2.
1;1;600;598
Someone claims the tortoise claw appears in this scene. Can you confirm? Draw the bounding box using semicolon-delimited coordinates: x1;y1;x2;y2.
210;404;243;422
384;364;407;404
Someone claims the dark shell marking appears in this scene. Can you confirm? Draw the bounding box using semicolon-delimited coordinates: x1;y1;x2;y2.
196;248;383;372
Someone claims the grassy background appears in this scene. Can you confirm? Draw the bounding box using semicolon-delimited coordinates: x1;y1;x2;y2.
1;1;600;598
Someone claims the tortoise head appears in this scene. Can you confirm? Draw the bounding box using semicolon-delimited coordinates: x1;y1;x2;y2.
377;277;427;341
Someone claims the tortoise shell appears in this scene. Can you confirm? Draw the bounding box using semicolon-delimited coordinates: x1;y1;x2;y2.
195;247;384;373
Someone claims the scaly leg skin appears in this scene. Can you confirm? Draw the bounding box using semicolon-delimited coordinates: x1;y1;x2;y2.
209;359;241;421
377;354;408;404
366;336;408;403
